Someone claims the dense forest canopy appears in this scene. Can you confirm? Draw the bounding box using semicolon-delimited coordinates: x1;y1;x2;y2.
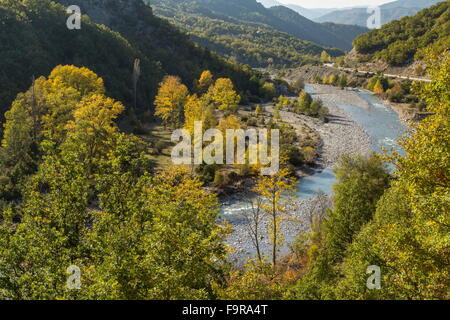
148;0;368;67
0;0;448;302
0;49;448;299
352;1;450;65
0;0;265;119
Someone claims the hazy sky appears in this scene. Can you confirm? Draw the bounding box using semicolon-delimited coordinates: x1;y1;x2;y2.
277;0;395;8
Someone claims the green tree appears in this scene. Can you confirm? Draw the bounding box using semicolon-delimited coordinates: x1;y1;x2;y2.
291;153;390;299
336;50;450;300
297;91;312;114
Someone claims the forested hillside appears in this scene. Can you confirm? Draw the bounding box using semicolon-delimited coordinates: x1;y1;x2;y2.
267;5;368;50
352;1;450;65
288;50;449;300
0;0;264;118
148;0;368;67
0;0;448;303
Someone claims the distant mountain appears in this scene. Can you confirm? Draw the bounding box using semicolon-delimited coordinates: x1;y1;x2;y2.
149;0;344;68
352;1;449;66
283;4;340;20
315;0;443;27
256;0;282;8
267;5;368;50
150;0;367;67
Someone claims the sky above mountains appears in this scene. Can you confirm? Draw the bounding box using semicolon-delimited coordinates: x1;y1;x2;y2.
278;0;394;8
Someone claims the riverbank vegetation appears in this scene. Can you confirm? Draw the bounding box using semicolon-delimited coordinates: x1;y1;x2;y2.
352;1;449;66
219;50;450;300
310;71;427;111
0;0;447;301
149;70;320;191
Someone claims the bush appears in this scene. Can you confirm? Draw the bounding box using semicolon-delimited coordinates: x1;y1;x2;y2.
196;164;218;182
213;172;224;186
284;145;304;166
302;146;316;164
292;78;305;93
154;141;166;154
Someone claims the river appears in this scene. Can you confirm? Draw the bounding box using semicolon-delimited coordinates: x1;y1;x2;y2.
221;84;407;263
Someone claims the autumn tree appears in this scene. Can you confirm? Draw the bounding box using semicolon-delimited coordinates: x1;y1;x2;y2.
255;105;262;117
208;78;241;114
254;168;297;266
328;74;337;86
296;91;312;114
183;94;216;135
0;65;107;200
195;70;214;95
154;76;189;128
63;94;125;175
373;79;384;94
320;51;332;63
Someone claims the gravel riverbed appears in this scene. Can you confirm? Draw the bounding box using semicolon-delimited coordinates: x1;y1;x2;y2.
224;84;373;265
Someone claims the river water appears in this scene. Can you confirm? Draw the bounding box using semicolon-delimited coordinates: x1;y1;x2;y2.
221;86;407;218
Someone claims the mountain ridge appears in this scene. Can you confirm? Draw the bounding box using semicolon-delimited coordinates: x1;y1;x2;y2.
149;0;368;67
315;0;443;26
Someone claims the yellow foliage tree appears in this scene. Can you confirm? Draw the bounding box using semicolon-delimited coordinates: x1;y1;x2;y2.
208;78;241;114
255;105;262;117
154;76;189;128
254;168;297;266
196;70;214;94
184;94;216;135
321;51;332;63
48;65;105;97
328;74;337;85
373;79;384;94
64;94;124;173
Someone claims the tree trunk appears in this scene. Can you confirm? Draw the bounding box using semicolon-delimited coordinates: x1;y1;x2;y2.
272;196;277;266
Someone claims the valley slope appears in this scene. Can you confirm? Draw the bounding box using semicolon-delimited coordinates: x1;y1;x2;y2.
148;0;368;67
0;0;263;117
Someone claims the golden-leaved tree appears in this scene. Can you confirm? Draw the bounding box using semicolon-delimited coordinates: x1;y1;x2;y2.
183;94;216;135
154;76;189;128
254;168;297;266
208;78;241;114
195;70;214;95
0;66;229;300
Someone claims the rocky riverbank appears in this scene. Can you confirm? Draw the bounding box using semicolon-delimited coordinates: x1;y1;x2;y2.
223;83;374;265
224;195;332;266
